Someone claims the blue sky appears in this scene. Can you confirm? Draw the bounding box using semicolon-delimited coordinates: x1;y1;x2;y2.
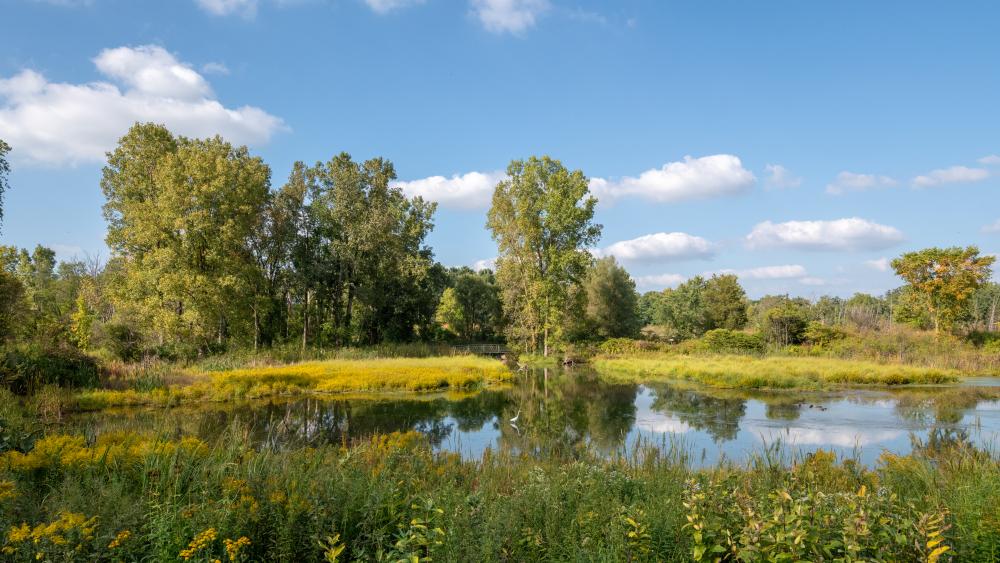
1;0;998;298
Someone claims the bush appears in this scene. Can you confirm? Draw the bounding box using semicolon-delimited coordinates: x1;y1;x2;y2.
700;329;765;354
99;322;143;362
802;322;848;347
0;344;100;395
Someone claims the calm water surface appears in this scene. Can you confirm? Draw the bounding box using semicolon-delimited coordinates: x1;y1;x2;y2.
70;369;1000;466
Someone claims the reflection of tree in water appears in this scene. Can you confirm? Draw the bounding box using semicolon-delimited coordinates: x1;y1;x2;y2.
498;368;638;457
648;385;746;442
910;427;978;459
892;387;999;426
764;401;802;421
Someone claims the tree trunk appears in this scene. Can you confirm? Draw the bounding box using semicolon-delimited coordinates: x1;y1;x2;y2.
302;289;310;352
253;307;260;353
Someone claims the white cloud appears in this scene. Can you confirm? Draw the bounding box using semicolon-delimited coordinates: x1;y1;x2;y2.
590;154;755;203
365;0;425;13
201;62;231;75
746;218;904;252
912;165;990;188
393;170;504;209
599;232;715;263
799;277;828;286
634;273;686;290
865;257;891;272
471;0;549;34
195;0;258;17
978;155;1000;166
825;171;897;195
472;257;497;271
983;219;1000;234
715;265;808;280
764;164;801;189
0;45;285;166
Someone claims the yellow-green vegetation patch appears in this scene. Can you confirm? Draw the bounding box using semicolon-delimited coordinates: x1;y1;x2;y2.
75;356;510;410
594;354;959;390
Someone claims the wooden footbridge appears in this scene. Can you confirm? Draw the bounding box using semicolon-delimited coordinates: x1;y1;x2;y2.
451;343;510;357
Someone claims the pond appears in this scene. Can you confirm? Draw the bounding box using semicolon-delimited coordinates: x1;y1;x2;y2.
68;368;1000;466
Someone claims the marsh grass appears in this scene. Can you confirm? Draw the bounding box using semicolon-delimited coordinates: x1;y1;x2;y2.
0;427;996;561
594;354;959;389
74;356;511;411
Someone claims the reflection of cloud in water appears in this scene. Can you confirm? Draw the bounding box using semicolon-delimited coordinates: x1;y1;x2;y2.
750;425;904;448
635;413;692;434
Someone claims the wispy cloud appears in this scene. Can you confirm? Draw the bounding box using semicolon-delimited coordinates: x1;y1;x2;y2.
195;0;258;18
864;257;891;272
471;0;550;34
365;0;425;14
634;273;686;290
912;165;990;188
764;164;802;189
825;171;897;195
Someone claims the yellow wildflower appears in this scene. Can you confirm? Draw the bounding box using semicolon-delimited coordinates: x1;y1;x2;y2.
108;530;131;549
224;536;251;561
179;528;217;560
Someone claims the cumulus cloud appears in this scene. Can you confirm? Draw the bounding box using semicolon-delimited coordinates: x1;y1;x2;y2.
393;170;504;209
598;232;715;263
764;164;802;189
912;165;990;188
978;155;1000;166
365;0;425;13
865;257;891;272
590;154;755;203
825;171;897;195
0;45;285;165
471;0;549;34
195;0;258;17
714;265;808;280
745;218;904;252
634;273;686;290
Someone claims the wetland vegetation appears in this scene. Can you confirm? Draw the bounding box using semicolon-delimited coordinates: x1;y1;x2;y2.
1;129;999;560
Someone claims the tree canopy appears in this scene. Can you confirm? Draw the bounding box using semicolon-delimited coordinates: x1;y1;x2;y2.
891;246;995;333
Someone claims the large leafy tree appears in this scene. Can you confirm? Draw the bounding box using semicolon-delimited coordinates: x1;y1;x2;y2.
702;274;748;330
102;123;271;348
486;156;601;355
654;276;708;340
891;246;995;333
583;257;641;339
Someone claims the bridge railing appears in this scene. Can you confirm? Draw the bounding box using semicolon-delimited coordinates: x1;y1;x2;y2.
452;343;508;355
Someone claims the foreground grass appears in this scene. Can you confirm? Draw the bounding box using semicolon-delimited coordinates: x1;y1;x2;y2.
594;354;959;390
0;429;996;561
74;356;510;411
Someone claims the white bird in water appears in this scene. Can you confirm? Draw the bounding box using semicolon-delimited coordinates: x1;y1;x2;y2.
509;410;521;424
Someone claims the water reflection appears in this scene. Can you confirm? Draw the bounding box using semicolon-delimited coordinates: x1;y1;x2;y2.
68;368;1000;467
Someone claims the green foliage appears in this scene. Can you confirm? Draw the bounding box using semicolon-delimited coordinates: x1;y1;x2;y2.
802;321;848;347
892;246;995;333
0;344;99;394
700;329;765;354
582;257;641;339
0;271;24;342
598;338;666;355
702;274;748;330
1;428;996;562
654;276;708;340
434;269;503;342
761;301;809;346
487;156;601;355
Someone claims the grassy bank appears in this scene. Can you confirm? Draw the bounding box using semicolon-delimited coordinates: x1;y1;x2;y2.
594;354;959;389
72;356;510;411
0;429;996;561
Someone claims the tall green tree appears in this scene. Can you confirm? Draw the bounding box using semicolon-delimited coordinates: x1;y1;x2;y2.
0;139;10;231
655;276;708;340
702;274;748;330
583;257;641;339
891;246;995;333
486;156;601;355
102;123;271;349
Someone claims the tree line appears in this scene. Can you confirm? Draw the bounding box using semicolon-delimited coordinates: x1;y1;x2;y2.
0;124;997;364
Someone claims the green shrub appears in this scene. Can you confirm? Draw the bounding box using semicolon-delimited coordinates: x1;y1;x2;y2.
0;344;99;394
761;304;809;346
802;322;848;347
699;329;765;354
